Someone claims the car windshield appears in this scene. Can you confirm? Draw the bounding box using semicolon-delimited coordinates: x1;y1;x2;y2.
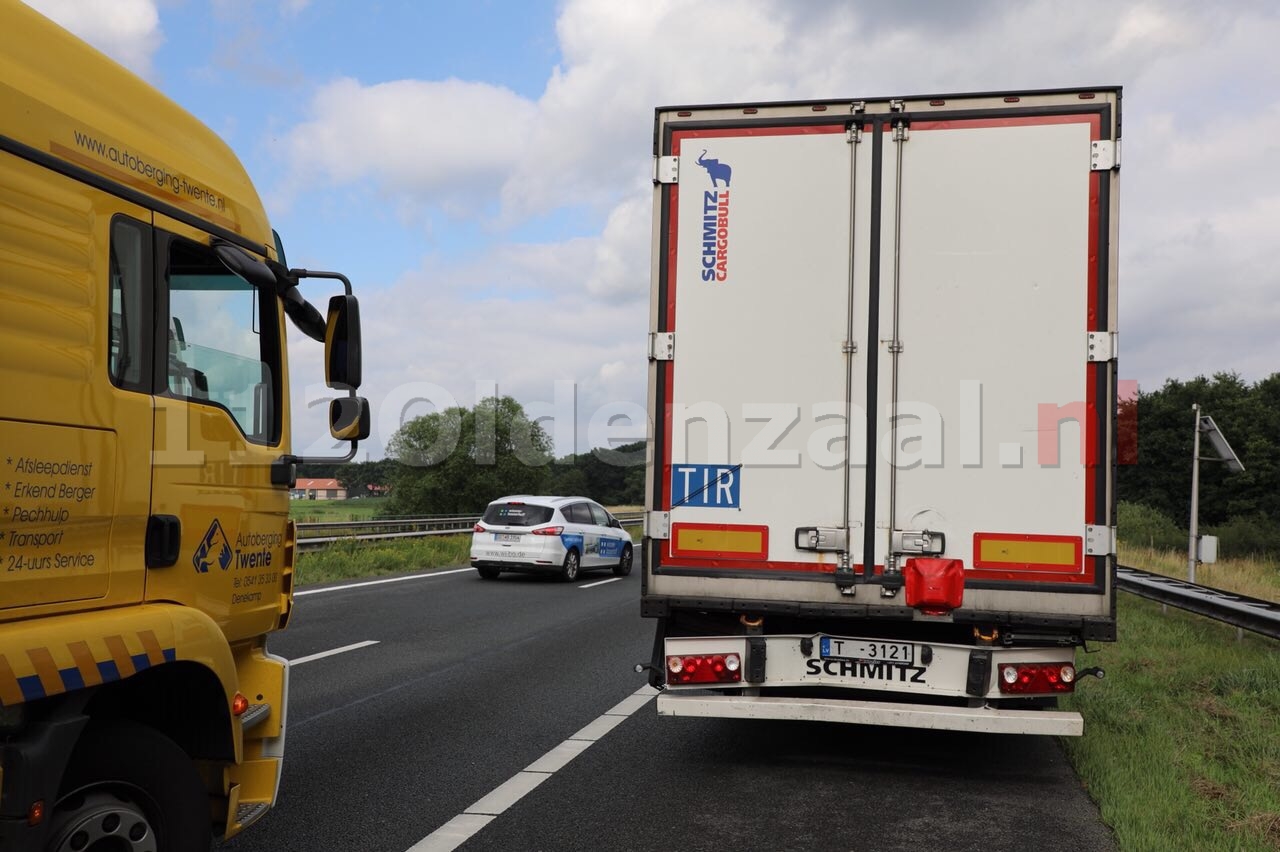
482;503;555;527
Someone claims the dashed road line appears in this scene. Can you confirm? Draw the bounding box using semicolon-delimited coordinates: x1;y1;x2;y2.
578;576;624;589
407;684;659;851
288;640;380;666
294;567;472;597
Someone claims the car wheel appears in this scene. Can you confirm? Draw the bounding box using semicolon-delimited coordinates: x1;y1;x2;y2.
612;545;633;576
48;721;210;852
477;567;500;580
561;549;580;582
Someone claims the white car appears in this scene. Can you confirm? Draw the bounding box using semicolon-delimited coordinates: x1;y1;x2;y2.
470;495;634;581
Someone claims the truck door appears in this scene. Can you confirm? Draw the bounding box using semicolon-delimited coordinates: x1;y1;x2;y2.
878;108;1115;600
657;121;868;577
145;214;289;641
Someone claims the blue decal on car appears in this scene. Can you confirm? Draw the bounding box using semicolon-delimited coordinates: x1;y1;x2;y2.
598;537;625;559
560;533;584;553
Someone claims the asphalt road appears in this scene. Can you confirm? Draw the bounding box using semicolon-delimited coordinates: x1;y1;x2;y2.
218;566;1116;852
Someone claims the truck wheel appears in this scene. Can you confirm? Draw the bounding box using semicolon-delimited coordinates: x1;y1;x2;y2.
612;545;633;577
48;721;210;852
477;566;501;579
561;549;580;582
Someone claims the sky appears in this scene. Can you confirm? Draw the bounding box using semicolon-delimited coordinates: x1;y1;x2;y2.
21;0;1280;461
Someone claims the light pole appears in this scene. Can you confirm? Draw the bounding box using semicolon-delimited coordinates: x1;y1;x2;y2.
1187;405;1244;583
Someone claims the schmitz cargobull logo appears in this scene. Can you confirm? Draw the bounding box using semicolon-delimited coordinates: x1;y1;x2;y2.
695;149;732;282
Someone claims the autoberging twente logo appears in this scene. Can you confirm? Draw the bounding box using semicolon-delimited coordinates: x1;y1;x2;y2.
696;148;732;282
193;519;233;573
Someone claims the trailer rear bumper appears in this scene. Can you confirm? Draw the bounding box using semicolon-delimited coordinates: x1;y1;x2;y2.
656;692;1083;736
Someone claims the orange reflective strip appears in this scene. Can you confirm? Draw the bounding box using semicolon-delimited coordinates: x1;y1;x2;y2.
104;635;137;678
26;647;64;697
137;630;165;667
0;654;23;705
69;641;104;687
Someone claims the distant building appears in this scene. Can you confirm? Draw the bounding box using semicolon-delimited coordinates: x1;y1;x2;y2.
291;478;346;500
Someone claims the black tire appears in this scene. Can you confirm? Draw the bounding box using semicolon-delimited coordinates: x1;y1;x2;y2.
49;721;210;852
477;566;501;580
612;545;633;577
561;549;580;582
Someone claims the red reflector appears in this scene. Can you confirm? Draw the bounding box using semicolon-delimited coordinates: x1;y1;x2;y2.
743;107;758;114
1078;92;1096;99
530;526;564;536
929;99;945;106
677;110;692;117
1004;96;1021;103
811;105;827;112
666;653;742;685
904;558;964;614
997;663;1076;694
232;693;250;716
27;800;44;827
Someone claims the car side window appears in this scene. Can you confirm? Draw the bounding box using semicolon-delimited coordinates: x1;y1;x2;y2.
588;503;611;527
566;503;591;525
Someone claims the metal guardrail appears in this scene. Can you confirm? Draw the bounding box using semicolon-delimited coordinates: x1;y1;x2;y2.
295;513;645;552
1116;565;1280;641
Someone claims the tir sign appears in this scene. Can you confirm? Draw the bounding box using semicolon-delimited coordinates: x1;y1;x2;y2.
672;464;741;509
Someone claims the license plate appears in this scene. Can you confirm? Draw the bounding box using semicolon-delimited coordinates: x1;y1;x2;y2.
495;533;521;543
820;636;914;665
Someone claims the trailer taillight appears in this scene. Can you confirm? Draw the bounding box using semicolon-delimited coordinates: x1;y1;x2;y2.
667;653;742;685
997;663;1076;694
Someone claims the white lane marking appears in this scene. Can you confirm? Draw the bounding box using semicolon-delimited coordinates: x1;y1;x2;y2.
288;640;380;666
407;684;659;852
294;567;473;597
578;576;623;589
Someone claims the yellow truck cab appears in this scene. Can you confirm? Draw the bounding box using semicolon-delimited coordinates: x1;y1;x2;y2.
0;2;369;848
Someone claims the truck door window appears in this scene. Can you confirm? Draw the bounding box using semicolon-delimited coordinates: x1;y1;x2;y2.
108;217;148;391
164;235;282;443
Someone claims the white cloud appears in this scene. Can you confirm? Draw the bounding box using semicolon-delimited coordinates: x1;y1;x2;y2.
280;78;538;213
21;0;162;79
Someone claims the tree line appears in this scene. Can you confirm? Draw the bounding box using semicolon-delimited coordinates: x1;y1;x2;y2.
301;376;1280;558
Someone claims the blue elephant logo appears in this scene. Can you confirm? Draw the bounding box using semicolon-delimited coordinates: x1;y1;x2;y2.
696;149;732;187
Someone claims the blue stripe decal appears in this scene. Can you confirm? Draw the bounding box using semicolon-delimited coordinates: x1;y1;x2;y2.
163;648;176;663
18;675;44;701
60;666;85;692
131;652;150;672
97;660;121;683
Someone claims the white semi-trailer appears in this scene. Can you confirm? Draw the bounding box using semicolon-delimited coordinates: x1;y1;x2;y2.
641;88;1120;735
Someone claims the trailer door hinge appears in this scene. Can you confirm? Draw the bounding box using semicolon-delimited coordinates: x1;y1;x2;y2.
1090;140;1119;171
646;511;671;540
653;156;679;184
648;331;675;361
1087;331;1117;362
1085;525;1116;556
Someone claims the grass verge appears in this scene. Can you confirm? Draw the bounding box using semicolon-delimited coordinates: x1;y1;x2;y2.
289;497;388;524
295;535;472;586
1062;595;1280;851
1118;543;1280;603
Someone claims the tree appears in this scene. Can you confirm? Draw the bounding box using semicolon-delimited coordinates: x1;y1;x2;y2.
384;396;551;515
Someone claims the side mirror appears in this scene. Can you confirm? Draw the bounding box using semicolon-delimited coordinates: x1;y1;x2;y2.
325;295;362;390
330;396;371;441
214;242;276;290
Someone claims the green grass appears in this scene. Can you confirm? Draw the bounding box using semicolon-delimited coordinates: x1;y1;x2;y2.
294;515;642;587
1063;570;1280;850
295;535;472;586
289;497;388;524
